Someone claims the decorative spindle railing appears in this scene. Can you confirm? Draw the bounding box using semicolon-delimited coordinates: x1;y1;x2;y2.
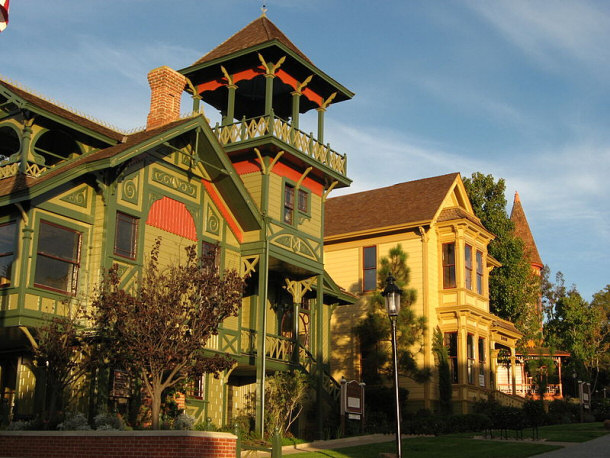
213;114;348;177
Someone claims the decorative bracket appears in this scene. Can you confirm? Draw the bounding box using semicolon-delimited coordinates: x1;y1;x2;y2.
284;276;316;304
241;255;260;277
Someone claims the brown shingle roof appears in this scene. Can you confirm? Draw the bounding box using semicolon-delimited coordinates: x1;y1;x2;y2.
0;117;197;199
437;207;487;231
0;79;124;142
193;15;313;66
510;192;543;267
325;173;459;238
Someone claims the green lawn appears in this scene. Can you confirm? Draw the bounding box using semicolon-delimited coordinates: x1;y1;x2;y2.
295;437;560;458
293;422;608;458
536;422;608;442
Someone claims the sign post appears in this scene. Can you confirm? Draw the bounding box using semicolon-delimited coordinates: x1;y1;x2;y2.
340;378;365;435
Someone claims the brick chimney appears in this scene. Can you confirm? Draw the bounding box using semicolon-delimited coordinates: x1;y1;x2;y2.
146;66;187;130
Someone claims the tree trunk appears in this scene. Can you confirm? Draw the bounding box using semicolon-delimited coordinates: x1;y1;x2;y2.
151;386;162;430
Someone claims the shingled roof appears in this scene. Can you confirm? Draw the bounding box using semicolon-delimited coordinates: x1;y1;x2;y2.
193;15;313;66
510;192;543;267
0;79;124;142
325;173;461;238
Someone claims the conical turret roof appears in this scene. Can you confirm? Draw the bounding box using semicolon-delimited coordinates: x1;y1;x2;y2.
193;15;313;66
510;192;543;268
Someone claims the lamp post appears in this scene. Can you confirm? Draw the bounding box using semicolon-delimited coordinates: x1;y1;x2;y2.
382;273;403;458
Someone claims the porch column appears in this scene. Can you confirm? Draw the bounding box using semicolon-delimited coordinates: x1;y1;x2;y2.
223;84;237;126
490;348;499;391
510;347;517;396
291;91;301;130
316;107;325;144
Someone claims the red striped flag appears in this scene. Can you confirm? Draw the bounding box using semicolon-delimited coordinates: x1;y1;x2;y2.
0;0;9;33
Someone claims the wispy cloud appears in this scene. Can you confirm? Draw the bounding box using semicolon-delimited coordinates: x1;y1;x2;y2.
465;0;610;76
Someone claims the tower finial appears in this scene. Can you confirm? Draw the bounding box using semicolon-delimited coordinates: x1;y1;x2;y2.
261;3;267;17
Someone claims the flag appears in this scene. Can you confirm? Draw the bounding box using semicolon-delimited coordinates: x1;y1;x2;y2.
0;0;9;33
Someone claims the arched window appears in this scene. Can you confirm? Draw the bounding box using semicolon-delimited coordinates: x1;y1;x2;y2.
33;129;80;166
0;125;20;161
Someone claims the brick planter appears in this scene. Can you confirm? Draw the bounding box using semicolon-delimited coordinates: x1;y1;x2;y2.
0;430;237;458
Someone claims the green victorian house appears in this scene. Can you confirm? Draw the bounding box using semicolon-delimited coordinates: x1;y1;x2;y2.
0;14;354;436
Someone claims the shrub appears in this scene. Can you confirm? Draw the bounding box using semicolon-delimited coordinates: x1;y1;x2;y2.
6;420;31;431
172;413;195;430
548;399;579;424
94;412;126;431
57;412;91;431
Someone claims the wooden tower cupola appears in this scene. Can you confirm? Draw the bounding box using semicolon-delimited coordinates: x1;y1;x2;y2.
180;15;352;126
179;15;354;188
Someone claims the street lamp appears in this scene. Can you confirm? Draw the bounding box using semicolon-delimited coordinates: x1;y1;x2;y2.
382;273;403;458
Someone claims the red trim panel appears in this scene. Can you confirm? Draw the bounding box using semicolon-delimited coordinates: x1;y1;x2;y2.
146;197;197;241
196;66;323;107
202;179;243;243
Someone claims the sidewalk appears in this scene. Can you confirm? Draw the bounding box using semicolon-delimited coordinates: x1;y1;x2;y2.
531;433;610;457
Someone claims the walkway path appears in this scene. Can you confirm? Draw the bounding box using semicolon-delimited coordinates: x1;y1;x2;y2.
532;432;610;457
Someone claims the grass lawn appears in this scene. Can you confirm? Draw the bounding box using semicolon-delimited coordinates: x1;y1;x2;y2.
293;423;608;457
294;436;560;458
536;422;608;442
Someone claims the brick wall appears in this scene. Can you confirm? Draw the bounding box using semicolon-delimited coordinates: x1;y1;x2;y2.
0;430;236;458
146;66;187;130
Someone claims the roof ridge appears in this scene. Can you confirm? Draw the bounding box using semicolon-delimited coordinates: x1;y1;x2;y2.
0;74;126;135
327;172;459;201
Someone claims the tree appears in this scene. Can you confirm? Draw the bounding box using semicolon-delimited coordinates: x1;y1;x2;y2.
90;239;244;429
432;327;452;414
33;309;92;423
356;244;428;385
264;371;309;436
463;173;540;329
545;285;608;390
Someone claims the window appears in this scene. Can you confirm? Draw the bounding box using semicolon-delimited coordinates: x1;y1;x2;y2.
284;184;309;224
188;375;205;399
363;246;377;291
283;184;294;224
114;212;138;259
465;244;473;290
476;251;484;295
201;241;219;268
444;332;458;384
34;220;81;294
442;243;456;289
298;189;308;213
478;337;486;387
0;222;16;287
467;334;475;384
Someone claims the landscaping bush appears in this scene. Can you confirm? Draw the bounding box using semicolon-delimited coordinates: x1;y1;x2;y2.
94;412;127;431
172;413;195;430
547;399;578;424
592;399;610;422
57;412;91;431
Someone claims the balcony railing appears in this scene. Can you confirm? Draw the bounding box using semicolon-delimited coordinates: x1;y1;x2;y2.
0;161;46;179
213;114;348;177
497;383;563;398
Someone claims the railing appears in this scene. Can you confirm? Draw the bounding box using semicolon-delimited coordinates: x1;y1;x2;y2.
0;161;46;179
497;383;562;398
213;114;348;177
238;329;340;399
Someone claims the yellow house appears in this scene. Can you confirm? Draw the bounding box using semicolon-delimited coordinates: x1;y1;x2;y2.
324;173;525;413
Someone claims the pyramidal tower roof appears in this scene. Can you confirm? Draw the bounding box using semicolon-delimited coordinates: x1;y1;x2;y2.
193;14;313;66
510;192;543;268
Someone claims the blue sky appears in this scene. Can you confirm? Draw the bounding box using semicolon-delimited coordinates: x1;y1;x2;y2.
1;0;608;300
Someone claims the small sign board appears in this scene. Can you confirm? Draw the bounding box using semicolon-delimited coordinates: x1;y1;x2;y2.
110;369;131;399
341;380;365;416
